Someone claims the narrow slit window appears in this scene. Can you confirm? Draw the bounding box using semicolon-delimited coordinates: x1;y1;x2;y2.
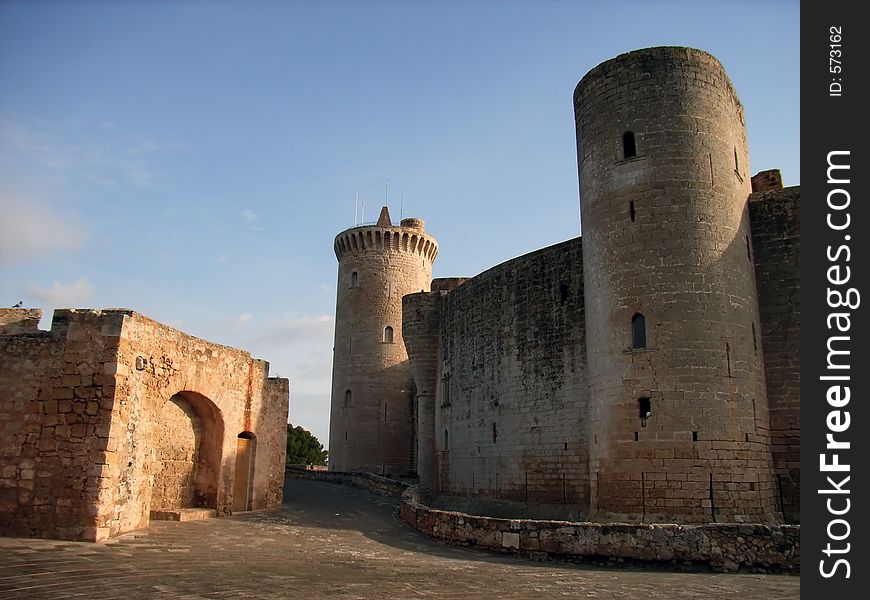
351;271;358;288
383;325;394;343
492;422;498;443
638;397;651;427
629;201;636;222
751;322;758;353
444;429;449;450
734;148;739;173
745;235;752;262
623;131;636;159
631;313;646;348
725;343;732;378
559;282;569;305
344;389;352;407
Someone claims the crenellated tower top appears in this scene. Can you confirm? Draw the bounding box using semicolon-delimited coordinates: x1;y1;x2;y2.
333;207;438;263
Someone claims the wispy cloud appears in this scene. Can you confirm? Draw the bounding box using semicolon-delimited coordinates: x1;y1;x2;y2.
0;116;183;187
124;138;159;156
237;312;254;325
252;312;333;348
0;118;71;169
239;208;265;232
0;191;88;263
25;278;95;307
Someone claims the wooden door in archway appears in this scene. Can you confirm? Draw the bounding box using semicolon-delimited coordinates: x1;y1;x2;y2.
232;433;256;512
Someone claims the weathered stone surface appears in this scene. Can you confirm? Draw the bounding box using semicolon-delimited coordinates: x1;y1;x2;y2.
400;485;799;573
575;46;778;523
0;308;42;335
328;207;438;476
0;308;289;541
750;186;801;523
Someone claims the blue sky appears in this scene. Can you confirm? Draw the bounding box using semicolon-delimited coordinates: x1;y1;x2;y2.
0;0;799;447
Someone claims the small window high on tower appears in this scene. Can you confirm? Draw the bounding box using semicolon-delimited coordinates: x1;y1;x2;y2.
631;313;646;348
383;326;394;343
623;131;637;159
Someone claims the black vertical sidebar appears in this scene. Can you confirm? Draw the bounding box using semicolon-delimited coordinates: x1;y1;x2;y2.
802;1;868;596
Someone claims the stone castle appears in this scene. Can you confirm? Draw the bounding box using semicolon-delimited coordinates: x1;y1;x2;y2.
328;47;800;525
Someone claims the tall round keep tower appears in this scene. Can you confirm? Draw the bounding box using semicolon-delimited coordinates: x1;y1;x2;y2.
328;207;438;476
574;47;779;522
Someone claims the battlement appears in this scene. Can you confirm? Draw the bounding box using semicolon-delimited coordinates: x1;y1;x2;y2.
0;308;43;335
333;207;438;263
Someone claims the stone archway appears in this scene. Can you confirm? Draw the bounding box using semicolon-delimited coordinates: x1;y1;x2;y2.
151;391;224;517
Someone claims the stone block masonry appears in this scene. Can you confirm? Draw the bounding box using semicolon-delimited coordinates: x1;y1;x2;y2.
404;238;589;518
0;308;289;541
400;486;799;573
750;185;801;523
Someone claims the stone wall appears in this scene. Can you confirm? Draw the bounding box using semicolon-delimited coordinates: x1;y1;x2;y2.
749;186;801;523
402;291;447;499
400;486;799;572
423;238;589;518
285;466;407;497
0;310;122;541
0;308;289;541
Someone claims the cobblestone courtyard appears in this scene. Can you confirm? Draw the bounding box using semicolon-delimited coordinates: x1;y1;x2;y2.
0;479;799;599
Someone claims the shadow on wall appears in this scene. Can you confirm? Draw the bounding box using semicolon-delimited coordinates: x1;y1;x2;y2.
150;391;224;514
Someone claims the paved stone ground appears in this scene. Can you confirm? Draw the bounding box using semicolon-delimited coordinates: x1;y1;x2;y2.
0;479;799;599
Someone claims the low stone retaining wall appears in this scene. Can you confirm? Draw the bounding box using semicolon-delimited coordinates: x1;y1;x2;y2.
399;486;799;573
285;466;407;497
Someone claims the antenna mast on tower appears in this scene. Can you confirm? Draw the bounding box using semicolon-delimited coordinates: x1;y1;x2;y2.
354;192;359;226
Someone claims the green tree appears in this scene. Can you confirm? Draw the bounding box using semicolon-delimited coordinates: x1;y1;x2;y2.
286;424;328;466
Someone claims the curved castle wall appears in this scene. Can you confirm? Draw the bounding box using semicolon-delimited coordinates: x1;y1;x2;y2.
404;239;589;518
574;47;778;522
328;209;437;476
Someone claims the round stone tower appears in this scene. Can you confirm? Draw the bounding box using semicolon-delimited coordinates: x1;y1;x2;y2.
328;206;438;476
574;47;779;522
